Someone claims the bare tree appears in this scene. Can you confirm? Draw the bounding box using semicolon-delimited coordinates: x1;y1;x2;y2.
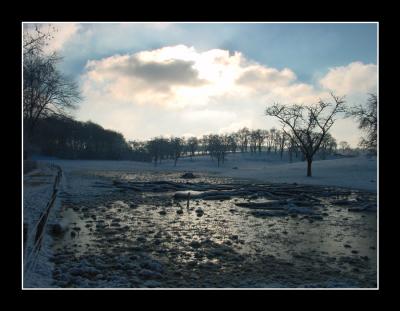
147;138;162;166
200;135;210;156
208;134;228;167
265;128;276;153
23;24;56;57
346;93;377;154
170;137;183;166
277;130;287;160
236;127;250;153
318;133;337;159
265;93;346;176
129;140;146;152
187;137;198;160
252;129;267;153
23;26;81;141
249;130;258;154
287;135;298;163
339;141;350;154
226;133;238;154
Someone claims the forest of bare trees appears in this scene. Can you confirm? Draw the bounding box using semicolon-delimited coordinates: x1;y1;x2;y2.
27;104;348;167
127;126;341;167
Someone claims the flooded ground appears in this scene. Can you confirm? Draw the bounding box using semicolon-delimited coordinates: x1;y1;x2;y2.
50;169;377;288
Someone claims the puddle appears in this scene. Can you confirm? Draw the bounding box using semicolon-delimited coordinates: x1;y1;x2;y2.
51;171;377;288
52;205;97;257
174;190;205;196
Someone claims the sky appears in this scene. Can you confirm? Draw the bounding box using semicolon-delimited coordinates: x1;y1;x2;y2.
23;22;378;147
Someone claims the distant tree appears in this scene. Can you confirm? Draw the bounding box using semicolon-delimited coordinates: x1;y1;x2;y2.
265;93;346;177
287;136;298;163
248;129;266;154
265;128;276;153
226;133;238;154
129;140;146;152
147;138;163;166
339;141;350;154
128;140;151;161
221;134;231;164
273;129;281;154
249;130;258;153
200;135;210;155
208;134;226;167
347;93;377;154
237;127;250;153
170;137;183;166
317;133;337;159
257;130;268;153
187;137;199;160
277;130;287;160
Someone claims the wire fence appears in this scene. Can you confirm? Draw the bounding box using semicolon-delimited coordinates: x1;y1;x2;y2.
23;163;62;278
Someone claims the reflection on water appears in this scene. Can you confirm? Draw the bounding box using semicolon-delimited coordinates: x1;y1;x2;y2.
52;170;377;288
52;206;97;256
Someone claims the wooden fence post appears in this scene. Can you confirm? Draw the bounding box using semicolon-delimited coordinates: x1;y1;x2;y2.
23;223;28;253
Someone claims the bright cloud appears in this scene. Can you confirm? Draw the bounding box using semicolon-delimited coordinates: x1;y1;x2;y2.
82;45;323;112
78;45;376;145
83;45;248;110
319;61;377;95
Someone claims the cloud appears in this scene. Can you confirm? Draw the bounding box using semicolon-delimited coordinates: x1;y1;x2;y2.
82;45;323;112
319;61;377;95
237;67;296;88
236;63;322;105
83;47;209;108
92;56;206;89
78;45;376;146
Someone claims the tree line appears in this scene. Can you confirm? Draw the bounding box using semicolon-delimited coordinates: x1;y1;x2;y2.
27;116;140;160
26;115;339;164
130;127;339;168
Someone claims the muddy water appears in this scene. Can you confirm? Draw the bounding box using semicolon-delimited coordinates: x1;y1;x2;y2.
51;170;377;288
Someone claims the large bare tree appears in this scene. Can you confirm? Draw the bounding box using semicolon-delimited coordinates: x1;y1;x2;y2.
265;93;346;176
23;25;81;141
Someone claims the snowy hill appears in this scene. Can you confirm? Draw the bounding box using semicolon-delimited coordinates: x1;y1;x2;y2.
44;153;377;192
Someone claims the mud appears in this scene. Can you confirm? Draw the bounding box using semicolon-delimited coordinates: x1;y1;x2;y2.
50;170;377;288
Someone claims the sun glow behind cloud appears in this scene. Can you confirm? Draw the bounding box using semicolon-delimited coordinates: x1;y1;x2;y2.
77;44;377;146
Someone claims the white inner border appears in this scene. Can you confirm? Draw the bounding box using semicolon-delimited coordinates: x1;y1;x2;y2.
21;21;379;290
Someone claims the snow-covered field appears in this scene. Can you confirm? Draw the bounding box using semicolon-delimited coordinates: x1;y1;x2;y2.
46;152;377;192
23;152;377;288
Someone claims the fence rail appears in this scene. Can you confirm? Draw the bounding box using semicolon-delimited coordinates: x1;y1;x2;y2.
23;163;62;276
